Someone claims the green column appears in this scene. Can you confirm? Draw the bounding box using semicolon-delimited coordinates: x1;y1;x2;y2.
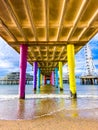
38;68;41;89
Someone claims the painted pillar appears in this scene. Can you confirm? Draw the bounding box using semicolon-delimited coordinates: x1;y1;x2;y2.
51;71;54;85
33;62;38;90
55;68;58;87
38;68;41;89
19;44;28;99
59;62;63;90
67;44;77;98
40;74;42;85
50;72;52;85
44;75;46;85
50;73;52;84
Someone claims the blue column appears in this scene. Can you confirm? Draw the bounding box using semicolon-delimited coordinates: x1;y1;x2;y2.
38;68;41;89
55;68;58;87
33;62;38;90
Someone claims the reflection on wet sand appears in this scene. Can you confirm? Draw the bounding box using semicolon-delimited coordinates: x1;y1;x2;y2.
70;99;78;118
17;98;66;119
16;85;79;120
0;85;98;120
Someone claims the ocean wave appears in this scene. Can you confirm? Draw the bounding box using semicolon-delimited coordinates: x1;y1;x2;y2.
0;94;98;100
0;95;18;101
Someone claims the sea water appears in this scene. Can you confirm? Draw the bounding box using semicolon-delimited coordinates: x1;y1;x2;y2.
0;79;98;120
0;79;98;98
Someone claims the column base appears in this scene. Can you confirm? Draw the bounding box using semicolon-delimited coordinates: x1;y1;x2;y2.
60;88;63;91
34;88;36;91
70;91;77;99
19;97;25;99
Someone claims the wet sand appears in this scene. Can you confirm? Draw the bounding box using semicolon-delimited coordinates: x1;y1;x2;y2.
0;109;98;130
0;85;98;129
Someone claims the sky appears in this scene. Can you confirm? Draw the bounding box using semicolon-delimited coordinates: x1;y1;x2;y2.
0;33;98;78
75;33;98;76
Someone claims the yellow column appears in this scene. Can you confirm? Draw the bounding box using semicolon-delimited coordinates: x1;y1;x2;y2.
59;62;63;90
67;44;77;98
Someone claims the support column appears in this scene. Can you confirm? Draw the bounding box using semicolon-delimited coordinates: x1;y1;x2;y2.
52;71;54;85
19;44;28;99
51;71;54;85
59;62;63;90
38;68;41;89
40;74;42;85
44;75;46;85
33;62;38;90
67;44;77;98
55;68;58;87
50;73;52;84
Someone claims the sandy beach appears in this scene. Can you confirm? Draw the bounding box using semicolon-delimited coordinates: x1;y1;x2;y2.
0;85;98;130
0;98;98;130
0;109;98;130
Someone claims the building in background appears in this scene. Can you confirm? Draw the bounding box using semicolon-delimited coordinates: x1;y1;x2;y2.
0;72;33;85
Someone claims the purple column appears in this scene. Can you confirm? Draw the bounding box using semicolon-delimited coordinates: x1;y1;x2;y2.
19;44;28;99
33;62;38;90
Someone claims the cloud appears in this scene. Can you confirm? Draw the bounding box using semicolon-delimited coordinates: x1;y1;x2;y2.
91;33;98;41
93;59;98;68
0;37;19;76
0;37;32;77
0;60;13;69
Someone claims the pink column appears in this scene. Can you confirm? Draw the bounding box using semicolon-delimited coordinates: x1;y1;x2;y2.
19;44;28;99
50;73;52;84
52;71;54;85
50;74;51;84
44;75;46;85
50;72;54;85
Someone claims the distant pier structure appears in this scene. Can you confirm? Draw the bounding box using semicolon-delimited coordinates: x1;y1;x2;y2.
80;43;98;85
0;72;33;85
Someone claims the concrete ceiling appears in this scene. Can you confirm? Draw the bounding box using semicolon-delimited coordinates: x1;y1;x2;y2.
0;0;98;75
